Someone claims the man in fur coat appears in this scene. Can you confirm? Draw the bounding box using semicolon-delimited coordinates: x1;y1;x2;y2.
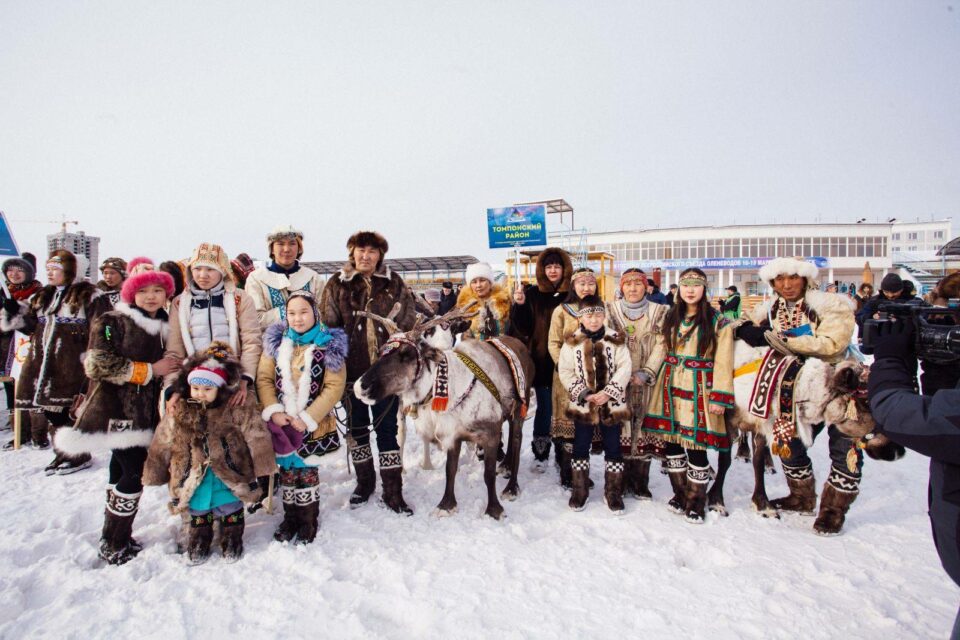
510;247;573;465
96;257;127;307
1;250;106;475
735;256;859;534
319;231;419;514
244;225;325;329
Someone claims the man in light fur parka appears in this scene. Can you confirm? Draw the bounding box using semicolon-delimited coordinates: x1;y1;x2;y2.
735;256;860;535
257;291;347;544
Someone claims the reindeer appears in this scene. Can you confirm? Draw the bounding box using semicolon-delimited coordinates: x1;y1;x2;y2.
707;339;902;517
353;304;534;520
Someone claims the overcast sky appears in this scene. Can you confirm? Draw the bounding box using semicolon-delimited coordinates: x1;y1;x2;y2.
1;1;958;267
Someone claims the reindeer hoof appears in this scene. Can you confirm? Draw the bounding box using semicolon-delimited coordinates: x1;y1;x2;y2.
485;506;506;520
708;503;729;517
501;486;520;501
754;505;780;519
433;505;458;518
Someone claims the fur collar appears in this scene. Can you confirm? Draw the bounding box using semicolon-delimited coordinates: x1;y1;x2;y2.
262;321;348;372
563;325;625;347
248;265;318;290
32;282;101;315
534;247;572;293
338;262;392;283
114;302;170;338
755;289;849;319
456;283;511;319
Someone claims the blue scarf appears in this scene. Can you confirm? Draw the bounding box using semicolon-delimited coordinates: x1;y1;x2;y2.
285;321;333;347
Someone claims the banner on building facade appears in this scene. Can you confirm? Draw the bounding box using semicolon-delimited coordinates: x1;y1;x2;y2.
637;256;829;271
487;205;547;249
0;212;21;257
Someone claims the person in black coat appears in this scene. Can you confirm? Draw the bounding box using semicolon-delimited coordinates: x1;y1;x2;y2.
438;281;457;315
868;319;960;636
510;247;573;464
856;273;916;333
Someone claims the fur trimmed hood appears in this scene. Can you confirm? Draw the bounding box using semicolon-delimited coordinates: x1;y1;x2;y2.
563;326;626;347
174;342;243;397
753;289;849;320
535;247;573;294
758;257;819;286
337;261;393;283
262;321;349;372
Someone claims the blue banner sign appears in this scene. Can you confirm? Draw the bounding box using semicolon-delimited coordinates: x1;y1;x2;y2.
0;212;21;257
635;256;829;270
487;205;547;249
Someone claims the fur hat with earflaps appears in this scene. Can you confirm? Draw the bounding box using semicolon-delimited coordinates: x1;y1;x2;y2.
2;257;36;284
347;231;389;269
100;257;127;278
758;257;819;289
174;341;242;398
46;249;79;284
267;225;304;260
187;243;234;284
121;269;175;304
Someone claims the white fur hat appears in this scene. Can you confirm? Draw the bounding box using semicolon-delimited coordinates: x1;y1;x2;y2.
758;257;818;285
465;262;494;284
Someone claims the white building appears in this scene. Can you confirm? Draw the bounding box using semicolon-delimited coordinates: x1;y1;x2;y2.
47;230;99;281
552;219;955;296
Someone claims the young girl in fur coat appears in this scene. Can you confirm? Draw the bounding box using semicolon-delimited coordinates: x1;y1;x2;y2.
55;269;179;565
143;343;275;564
558;295;633;514
257;291;347;544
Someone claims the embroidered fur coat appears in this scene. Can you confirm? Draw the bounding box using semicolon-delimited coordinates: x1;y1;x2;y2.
557;326;632;426
749;289;854;364
0;282;104;410
455;283;512;341
56;303;168;454
244;264;326;330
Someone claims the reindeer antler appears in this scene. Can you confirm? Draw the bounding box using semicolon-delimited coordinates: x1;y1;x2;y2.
408;300;481;338
355;301;403;335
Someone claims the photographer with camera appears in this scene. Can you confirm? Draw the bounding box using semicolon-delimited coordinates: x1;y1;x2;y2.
868;315;960;636
856;273;916;334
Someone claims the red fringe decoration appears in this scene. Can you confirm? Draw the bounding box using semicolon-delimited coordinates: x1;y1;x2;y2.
520;403;528;419
431;397;448;412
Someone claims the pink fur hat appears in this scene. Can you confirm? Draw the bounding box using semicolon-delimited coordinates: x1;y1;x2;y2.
127;256;155;275
121;269;175;304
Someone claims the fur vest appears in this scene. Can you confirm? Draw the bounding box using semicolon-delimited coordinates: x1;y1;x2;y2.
557;327;632;426
456;284;512;341
245;265;325;330
142;400;276;512
0;282;103;409
56;303;168;454
96;281;122;308
749;289;854;364
256;322;348;433
508;247;573;387
319;263;419;382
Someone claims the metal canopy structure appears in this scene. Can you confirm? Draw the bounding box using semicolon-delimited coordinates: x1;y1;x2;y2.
936;236;960;257
304;255;478;281
516;198;574;230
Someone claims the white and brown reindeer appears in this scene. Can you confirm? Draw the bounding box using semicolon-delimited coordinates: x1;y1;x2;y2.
707;339;904;517
353;303;534;520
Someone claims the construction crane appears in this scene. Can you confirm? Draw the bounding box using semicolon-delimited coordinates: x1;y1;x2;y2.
10;214;80;233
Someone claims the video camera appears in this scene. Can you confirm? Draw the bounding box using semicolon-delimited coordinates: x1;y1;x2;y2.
861;299;960;362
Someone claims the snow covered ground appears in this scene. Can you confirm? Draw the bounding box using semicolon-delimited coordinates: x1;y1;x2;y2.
0;417;956;639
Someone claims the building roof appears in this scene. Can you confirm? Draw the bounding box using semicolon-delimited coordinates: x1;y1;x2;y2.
304;255;478;275
936;236;960;257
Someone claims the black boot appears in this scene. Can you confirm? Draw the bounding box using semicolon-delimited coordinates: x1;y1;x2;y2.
349;444;376;508
569;458;590;511
665;453;687;514
530;436;551;473
813;469;860;536
683;463;711;524
98;488;141;565
635;459;652;500
380;452;412;515
604;459;625;515
558;441;573;490
295;468;321;544
187;513;214;565
273;470;300;542
219;509;245;562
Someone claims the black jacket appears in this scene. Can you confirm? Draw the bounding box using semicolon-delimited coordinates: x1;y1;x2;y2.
438;291;457;315
870;357;960;586
856;291;917;331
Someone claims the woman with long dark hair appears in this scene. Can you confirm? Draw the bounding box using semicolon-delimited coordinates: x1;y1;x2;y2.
642;268;735;523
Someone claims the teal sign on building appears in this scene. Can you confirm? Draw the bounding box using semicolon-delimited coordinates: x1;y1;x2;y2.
487;205;547;249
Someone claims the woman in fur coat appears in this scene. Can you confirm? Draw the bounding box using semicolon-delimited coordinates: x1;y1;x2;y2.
557;295;632;514
0;250;107;475
55;269;180;564
604;268;669;499
456;262;511;341
643;268;735;524
510;247;573;467
144;343;275;564
257;291;347;544
547;267;599;484
1;256;42;447
165;243;262;408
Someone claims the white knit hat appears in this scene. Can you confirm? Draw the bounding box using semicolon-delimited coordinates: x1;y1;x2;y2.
465;262;494;285
758;257;818;285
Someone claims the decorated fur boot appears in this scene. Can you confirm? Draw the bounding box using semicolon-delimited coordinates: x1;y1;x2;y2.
273;469;300;542
813;469;860;536
187;513;215;565
604;459;625;515
98;488;141;565
219;510;245;562
379;451;413;515
349;443;376;508
569;458;590;511
295;467;321;543
771;463;817;515
683;462;711;524
665;453;688;514
625;458;653;500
